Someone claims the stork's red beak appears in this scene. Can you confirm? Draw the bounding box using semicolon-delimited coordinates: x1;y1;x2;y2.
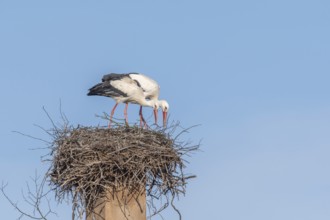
154;108;158;125
163;111;167;127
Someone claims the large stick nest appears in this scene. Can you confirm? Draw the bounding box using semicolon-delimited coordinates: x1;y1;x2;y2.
48;123;198;218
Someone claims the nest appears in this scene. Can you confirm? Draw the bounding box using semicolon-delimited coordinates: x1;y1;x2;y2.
48;124;198;218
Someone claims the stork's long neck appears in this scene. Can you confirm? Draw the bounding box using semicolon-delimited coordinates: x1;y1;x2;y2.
140;99;156;107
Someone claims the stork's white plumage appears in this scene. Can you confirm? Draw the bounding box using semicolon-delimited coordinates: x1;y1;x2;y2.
87;73;169;127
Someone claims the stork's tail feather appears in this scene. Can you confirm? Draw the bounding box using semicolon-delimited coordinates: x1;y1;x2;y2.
87;83;105;96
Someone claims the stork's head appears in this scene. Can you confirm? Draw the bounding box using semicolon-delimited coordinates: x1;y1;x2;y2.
158;100;169;127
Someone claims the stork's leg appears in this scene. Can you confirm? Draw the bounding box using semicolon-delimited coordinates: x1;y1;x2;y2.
139;106;143;128
109;103;119;128
139;106;148;128
154;108;158;125
124;103;129;125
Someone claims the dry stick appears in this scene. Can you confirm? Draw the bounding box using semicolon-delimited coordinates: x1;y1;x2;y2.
12;131;51;144
1;177;56;220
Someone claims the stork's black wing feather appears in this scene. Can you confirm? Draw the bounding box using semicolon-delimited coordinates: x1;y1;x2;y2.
102;73;130;82
87;82;128;97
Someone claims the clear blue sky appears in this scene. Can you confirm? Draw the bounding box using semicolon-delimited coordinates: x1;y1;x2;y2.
1;0;330;219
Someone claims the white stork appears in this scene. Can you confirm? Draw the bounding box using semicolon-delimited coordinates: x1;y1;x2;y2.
87;73;169;127
127;73;169;127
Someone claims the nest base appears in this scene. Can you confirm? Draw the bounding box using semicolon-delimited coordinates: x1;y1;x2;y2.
49;124;198;219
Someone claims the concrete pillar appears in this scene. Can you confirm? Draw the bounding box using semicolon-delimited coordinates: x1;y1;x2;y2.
86;189;146;220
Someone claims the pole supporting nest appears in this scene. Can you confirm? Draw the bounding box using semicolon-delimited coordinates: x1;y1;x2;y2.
86;189;146;220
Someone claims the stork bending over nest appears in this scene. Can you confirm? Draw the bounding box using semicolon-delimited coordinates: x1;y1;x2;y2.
88;73;169;127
